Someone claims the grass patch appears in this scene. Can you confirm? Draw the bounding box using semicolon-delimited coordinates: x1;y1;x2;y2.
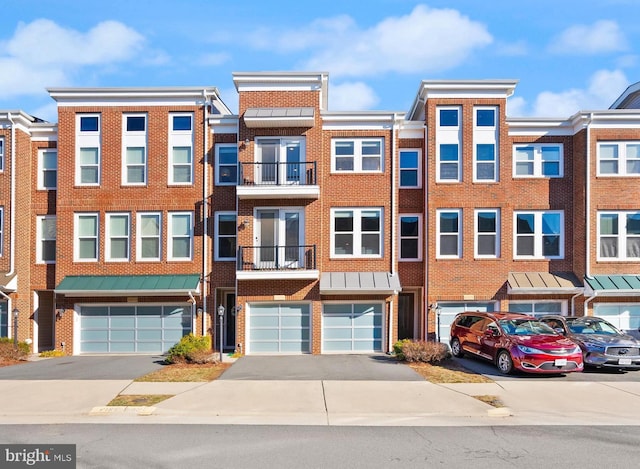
408;359;494;384
134;362;232;382
473;394;505;408
107;394;173;407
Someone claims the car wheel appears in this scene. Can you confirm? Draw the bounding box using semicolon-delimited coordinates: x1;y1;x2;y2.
451;338;465;358
496;350;514;375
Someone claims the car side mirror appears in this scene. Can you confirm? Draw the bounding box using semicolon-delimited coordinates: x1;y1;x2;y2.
485;328;500;337
554;327;565;335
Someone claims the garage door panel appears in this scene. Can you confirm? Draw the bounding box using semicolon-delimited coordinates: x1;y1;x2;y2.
280;341;309;353
324;328;352;340
248;303;310;354
354;340;381;351
322;302;383;353
82;342;109;353
110;330;135;341
81;330;108;341
137;342;162;353
110;342;135;353
324;315;351;327
354;328;380;340
251;342;280;353
324;340;352;352
280;329;308;341
111;317;135;328
137;329;162;340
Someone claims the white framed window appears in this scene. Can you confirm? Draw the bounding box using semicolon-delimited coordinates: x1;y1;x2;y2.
122;114;147;185
75;213;99;261
598;142;640;176
598;211;640;260
436;209;461;258
475;209;499;258
169;113;194;185
0;137;4;171
513;144;563;178
254;138;306;185
215;212;237;261
76;114;101;186
509;301;566;317
38;149;57;190
514;211;564;259
331;208;382;257
168;212;193;260
399;214;421;261
137;212;161;261
474;107;498;182
332;138;383;173
399;149;420;188
216;144;238;185
36;215;56;263
106;213;130;261
436;106;462;182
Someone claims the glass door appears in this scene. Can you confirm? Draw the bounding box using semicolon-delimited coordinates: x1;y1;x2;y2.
256;208;304;269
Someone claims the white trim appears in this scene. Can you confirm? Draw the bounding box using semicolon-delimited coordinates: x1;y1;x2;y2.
508;300;568;317
74;213;99;262
76;114;101;186
473;106;498;183
436;209;462;259
105;213;130;262
169;112;194;186
331;138;384;173
513;143;564;178
136;212;162;262
399;148;421;188
330;207;383;258
168;211;193;261
436;106;462;182
513;210;564;259
215;143;238;186
36;215;56;264
37;149;58;190
597;210;640;261
474;209;500;259
399;214;422;261
0;136;4;172
214;211;237;261
597;141;640;177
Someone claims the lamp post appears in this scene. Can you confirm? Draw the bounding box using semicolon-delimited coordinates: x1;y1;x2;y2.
12;308;19;351
217;305;225;362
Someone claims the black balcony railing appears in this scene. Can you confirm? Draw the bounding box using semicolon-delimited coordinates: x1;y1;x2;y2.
237;245;317;271
238;161;317;186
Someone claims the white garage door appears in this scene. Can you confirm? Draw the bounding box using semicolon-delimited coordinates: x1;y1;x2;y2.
248;303;310;354
80;304;191;353
322;303;383;353
594;303;640;339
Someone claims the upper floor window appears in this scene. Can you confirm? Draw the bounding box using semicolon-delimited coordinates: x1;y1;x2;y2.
399;149;420;188
331;208;382;257
216;144;238;185
215;212;237;261
38;149;57;190
437;209;461;258
475;144;496;182
168;212;193;260
75;213;99;262
598;142;640;176
0;137;4;171
475;109;495;127
598;211;640;260
332;138;383;173
437;106;462;182
137;213;161;261
123;114;147;185
514;144;563;178
514;211;563;259
474;107;498;183
36;216;56;263
106;213;130;261
169;113;194;185
399;214;421;261
475;209;499;258
76;114;101;186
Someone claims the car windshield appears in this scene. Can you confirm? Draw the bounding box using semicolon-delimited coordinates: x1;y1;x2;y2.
498;318;557;336
566;318;621;335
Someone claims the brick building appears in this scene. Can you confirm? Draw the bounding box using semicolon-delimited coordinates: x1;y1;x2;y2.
1;72;639;355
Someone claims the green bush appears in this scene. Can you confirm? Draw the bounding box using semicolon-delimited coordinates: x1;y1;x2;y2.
393;339;451;364
0;337;31;361
165;334;212;364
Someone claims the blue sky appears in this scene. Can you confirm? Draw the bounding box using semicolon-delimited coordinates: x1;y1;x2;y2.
1;0;639;122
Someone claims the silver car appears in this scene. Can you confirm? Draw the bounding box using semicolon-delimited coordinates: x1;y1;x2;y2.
540;315;640;370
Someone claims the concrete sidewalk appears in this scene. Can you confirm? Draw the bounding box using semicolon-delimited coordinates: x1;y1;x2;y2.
2;377;640;426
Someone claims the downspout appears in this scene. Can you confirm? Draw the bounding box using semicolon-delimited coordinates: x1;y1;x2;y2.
6;113;16;277
584;113;593;316
423;123;429;340
389;115;399;352
201;91;210;336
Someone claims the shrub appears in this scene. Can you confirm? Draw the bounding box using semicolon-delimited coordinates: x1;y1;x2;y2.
393;339;451;364
39;349;66;358
0;337;31;361
165;334;212;364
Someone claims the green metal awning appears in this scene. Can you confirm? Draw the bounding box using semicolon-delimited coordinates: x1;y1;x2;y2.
584;275;640;297
55;274;201;297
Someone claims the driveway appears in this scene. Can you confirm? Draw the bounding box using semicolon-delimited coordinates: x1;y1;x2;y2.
0;355;165;380
219;354;424;381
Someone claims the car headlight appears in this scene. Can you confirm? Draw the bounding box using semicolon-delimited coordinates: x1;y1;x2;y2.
583;342;605;353
570;345;582;354
517;345;544;354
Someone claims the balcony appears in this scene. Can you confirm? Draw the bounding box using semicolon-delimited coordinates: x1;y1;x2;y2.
236;162;320;199
236;245;319;280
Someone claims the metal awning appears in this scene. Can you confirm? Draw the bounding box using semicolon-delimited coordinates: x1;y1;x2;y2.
584;275;640;297
243;107;315;128
507;272;583;295
0;273;17;292
320;272;401;295
55;274;201;297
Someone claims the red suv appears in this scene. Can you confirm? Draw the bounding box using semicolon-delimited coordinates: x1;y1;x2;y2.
449;312;583;374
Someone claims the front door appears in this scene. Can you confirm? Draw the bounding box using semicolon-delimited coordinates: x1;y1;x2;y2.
257;139;304;185
256;208;303;269
215;292;237;353
398;293;415;340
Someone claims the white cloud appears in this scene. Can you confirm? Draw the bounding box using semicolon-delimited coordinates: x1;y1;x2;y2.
0;19;148;98
238;5;492;77
512;69;630;117
549;20;627;54
198;52;231;67
329;82;379;111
